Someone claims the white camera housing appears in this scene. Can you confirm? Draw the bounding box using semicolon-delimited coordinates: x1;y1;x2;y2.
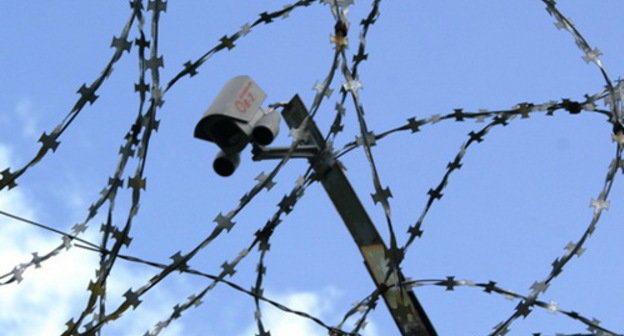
194;75;280;176
194;75;267;153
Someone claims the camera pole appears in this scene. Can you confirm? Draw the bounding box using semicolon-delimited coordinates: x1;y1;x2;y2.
254;95;437;336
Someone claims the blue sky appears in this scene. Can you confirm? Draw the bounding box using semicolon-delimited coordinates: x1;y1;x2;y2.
0;1;623;335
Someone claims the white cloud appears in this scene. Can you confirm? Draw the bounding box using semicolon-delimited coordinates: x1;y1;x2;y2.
0;143;185;336
0;145;34;220
56;170;89;220
0;108;10;129
14;99;39;140
237;288;378;336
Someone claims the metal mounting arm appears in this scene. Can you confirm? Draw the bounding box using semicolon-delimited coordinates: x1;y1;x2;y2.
252;145;319;160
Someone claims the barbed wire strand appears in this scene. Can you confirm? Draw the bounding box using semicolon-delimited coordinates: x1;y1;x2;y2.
329;0;410;308
3;206;619;336
487;145;621;336
483;2;624;335
398;95;609;255
0;206;345;333
0;8;138;192
401;278;622;336
541;0;621;124
336;91;610;159
61;1;163;334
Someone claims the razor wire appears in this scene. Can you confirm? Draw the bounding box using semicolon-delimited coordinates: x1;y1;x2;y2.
1;207;621;336
0;0;622;336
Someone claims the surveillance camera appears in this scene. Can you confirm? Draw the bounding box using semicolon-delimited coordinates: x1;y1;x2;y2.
194;75;267;153
195;75;281;176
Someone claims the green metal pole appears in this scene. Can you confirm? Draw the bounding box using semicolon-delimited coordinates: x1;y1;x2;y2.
280;95;437;336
